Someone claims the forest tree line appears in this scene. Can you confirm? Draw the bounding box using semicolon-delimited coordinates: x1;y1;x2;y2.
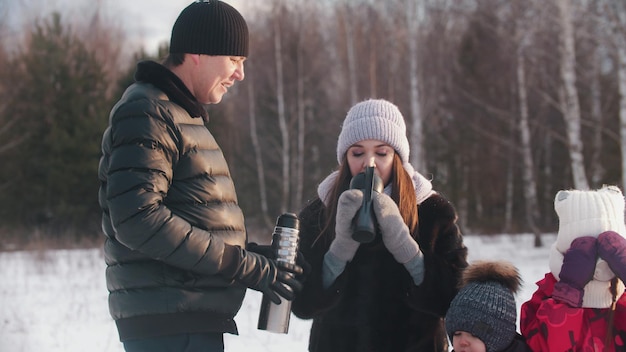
0;0;625;246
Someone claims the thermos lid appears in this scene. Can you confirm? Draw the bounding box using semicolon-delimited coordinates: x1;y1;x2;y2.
276;213;299;230
349;168;383;193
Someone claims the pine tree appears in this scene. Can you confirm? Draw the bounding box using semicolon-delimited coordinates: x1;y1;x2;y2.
0;12;111;237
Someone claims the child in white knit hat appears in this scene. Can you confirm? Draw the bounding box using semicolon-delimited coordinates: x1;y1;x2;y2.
291;99;468;351
520;185;626;351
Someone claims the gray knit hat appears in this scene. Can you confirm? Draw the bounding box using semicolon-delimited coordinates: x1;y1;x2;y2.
170;1;249;57
336;99;410;164
445;261;521;352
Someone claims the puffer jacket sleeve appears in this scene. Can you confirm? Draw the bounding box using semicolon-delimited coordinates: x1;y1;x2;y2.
101;98;227;276
405;193;468;317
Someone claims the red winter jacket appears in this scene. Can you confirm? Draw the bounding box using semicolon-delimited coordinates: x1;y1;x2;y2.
520;273;626;352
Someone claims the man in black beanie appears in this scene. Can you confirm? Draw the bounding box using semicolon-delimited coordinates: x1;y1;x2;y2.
98;1;304;351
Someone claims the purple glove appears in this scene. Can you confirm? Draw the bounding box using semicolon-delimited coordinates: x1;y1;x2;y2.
552;236;597;307
597;231;626;283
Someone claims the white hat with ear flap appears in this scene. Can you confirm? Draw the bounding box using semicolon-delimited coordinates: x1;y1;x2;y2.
551;185;626;308
554;185;626;253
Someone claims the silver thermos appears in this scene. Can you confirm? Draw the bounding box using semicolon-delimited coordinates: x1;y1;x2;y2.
257;213;300;334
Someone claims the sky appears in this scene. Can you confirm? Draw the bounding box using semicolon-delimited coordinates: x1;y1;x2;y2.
0;233;555;352
4;0;246;56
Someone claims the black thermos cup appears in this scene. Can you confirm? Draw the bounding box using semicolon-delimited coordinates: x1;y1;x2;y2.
349;166;383;243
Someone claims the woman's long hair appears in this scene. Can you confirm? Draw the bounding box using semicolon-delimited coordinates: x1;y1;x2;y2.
314;153;418;247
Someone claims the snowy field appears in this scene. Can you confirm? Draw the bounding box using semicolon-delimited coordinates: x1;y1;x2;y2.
0;233;556;352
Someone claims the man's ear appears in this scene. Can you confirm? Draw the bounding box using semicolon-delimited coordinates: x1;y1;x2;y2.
188;53;201;66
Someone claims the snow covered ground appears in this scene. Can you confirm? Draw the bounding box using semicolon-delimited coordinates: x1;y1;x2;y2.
0;233;555;352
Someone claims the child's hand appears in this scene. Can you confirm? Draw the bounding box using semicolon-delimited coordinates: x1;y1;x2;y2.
597;231;626;282
553;236;597;307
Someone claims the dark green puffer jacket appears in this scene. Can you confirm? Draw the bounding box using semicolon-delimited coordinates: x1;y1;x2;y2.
98;61;247;341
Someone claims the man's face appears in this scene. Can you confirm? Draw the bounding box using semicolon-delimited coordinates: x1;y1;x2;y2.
193;55;246;104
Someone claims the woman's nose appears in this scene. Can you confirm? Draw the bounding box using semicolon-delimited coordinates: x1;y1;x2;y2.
363;156;376;170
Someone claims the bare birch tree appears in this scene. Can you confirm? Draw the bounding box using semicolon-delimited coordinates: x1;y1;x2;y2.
407;0;426;172
339;2;359;105
295;28;306;213
618;39;626;193
517;48;542;245
272;9;290;214
597;0;626;191
293;0;315;213
247;66;273;228
616;12;626;193
584;0;607;187
589;44;605;187
511;0;543;246
557;0;589;189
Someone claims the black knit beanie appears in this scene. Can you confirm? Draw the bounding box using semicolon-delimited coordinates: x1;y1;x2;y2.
170;0;249;57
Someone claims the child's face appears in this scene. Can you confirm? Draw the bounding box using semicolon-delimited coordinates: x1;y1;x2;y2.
346;140;395;186
452;331;486;352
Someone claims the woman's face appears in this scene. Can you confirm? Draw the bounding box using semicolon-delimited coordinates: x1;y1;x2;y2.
346;139;395;186
451;331;486;352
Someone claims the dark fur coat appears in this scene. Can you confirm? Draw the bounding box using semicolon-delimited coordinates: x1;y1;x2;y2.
292;193;468;352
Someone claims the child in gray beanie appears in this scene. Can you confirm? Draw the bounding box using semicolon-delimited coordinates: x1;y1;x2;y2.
445;260;531;352
292;98;468;351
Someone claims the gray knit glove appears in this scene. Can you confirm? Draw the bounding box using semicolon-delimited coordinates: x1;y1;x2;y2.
372;192;421;264
328;189;363;263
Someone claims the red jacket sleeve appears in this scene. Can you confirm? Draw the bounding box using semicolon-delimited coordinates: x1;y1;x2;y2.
520;272;625;352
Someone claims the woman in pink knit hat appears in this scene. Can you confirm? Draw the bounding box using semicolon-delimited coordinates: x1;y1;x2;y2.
291;99;468;351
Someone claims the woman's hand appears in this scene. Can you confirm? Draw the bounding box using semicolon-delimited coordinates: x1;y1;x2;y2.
372;193;421;264
328;189;363;262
